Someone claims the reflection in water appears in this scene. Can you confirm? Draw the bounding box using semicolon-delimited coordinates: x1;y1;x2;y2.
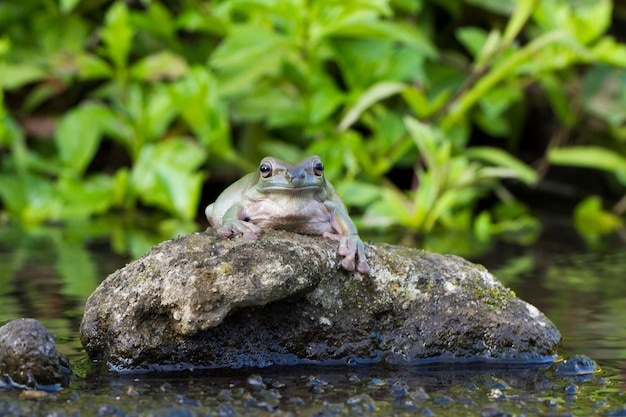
481;236;626;362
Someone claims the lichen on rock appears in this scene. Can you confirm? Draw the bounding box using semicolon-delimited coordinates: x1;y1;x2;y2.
79;230;561;371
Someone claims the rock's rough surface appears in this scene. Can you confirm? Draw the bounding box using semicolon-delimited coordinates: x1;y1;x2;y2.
80;230;561;371
0;318;72;388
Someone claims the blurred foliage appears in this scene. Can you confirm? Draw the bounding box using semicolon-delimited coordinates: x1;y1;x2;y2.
0;0;625;241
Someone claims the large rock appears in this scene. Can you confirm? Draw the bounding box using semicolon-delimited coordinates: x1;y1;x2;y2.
0;318;72;388
80;230;561;371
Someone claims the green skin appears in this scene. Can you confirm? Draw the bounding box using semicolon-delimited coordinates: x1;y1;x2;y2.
205;156;370;273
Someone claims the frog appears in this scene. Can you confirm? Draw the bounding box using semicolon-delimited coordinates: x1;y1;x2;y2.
205;155;370;273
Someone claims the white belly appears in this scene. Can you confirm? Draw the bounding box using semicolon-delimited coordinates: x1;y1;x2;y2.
243;195;335;235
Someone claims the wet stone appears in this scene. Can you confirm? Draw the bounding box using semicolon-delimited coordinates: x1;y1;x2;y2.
552;355;598;375
0;318;72;389
389;380;409;397
79;230;562;371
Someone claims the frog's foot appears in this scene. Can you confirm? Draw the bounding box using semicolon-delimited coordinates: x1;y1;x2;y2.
323;232;370;274
216;220;262;240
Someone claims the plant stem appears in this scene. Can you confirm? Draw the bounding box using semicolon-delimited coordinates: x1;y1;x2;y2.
441;30;579;132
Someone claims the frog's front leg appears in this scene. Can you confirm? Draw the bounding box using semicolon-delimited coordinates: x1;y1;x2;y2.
323;202;370;274
214;204;262;240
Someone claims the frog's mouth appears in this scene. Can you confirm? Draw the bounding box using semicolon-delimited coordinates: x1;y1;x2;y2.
260;184;322;192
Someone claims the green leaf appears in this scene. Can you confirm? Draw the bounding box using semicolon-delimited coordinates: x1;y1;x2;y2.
176;9;227;36
308;74;345;124
131;2;175;42
56;174;115;218
574;195;623;237
501;0;537;45
0;174;29;216
466;146;538;184
475;30;503;68
591;36;626;66
539;74;576;126
473;211;492;242
118;84;178;156
215;0;306;25
0;117;29;174
403;116;441;172
362;186;413;228
170;67;230;152
332;38;427;90
33;14;88;55
582;66;626;128
0;174;61;223
156;169;205;221
309;2;393;46
478;86;522;119
55;105;110;176
75;53;114;80
548;146;626;180
130;139;208;220
326;19;435;57
473;112;510;137
23;84;62;113
474;86;523;137
456;27;489;58
342;180;382;207
59;0;82;14
338;81;406;131
533;0;611;45
129;51;188;82
402;87;431;119
0;37;9;58
111;168;130;207
570;0;612;45
442;30;589;130
210;25;292;95
1;64;47;90
101;2;134;70
464;0;517;15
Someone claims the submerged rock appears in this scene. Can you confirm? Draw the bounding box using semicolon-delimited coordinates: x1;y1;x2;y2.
0;318;72;388
80;230;561;371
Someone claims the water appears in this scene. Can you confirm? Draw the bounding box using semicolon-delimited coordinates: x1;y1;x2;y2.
0;216;625;415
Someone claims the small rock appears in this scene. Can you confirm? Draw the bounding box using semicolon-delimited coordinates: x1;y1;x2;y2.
0;318;72;389
553;355;599;375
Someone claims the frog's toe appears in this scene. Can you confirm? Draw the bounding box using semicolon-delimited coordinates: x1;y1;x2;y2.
337;236;352;256
219;220;262;239
354;241;370;273
239;221;262;236
341;236;370;274
322;231;342;242
216;226;234;236
334;235;369;273
356;259;370;274
341;256;356;272
242;230;259;240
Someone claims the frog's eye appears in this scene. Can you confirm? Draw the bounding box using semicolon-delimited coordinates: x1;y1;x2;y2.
259;162;273;178
313;160;324;177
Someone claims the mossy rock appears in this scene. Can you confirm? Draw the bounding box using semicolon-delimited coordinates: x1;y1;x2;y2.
80;230;561;371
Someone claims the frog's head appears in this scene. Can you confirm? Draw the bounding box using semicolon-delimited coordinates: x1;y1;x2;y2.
256;156;326;193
